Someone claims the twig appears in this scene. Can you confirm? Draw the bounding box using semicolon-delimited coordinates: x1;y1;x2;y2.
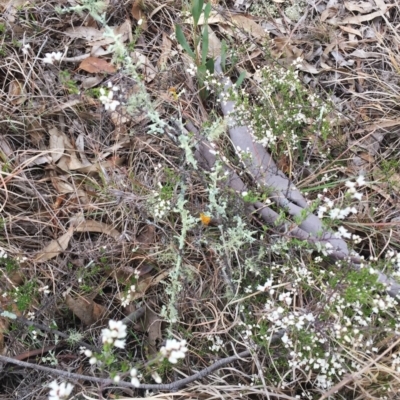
121;305;145;325
0;350;250;391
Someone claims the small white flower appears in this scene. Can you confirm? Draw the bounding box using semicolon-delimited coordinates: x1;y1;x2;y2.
99;88;121;111
152;371;162;383
352;191;363;201
356;175;366;186
113;375;120;383
345;180;356;192
27;311;35;320
48;380;74;400
336;226;351;239
130;368;140;387
22;44;31;55
42;52;63;65
84;349;92;358
137;18;143;26
257;279;273;292
89;356;97;365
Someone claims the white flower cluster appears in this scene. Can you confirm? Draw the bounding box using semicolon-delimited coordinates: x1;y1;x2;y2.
386;250;400;277
99;82;120;112
80;347;98;365
345;175;366;200
186;63;197;77
150;184;171;219
317;194;358;220
160;338;188;364
101;319;127;349
257;278;274;292
121;284;136;307
0;247;8;259
48;380;73;400
130;367;141;387
208;335;224;352
392;353;400;373
292;57;303;70
42;52;63;65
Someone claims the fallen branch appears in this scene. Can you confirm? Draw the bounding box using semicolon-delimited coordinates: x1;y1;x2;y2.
189;57;400;298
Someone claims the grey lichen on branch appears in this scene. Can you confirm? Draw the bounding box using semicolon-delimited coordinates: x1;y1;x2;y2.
192;56;400;298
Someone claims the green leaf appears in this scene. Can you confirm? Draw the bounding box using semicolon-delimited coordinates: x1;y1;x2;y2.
206;57;214;74
203;2;211;20
220;40;227;71
201;25;209;65
175;24;195;59
197;64;207;84
192;0;204;27
235;71;246;89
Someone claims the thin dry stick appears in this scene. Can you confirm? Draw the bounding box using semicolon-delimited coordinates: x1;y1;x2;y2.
318;336;400;400
0;350;251;391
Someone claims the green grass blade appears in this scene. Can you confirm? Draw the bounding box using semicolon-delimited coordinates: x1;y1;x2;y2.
201;24;209;65
220;40;227;71
192;0;204;27
235;71;246;88
175;24;195;59
203;2;211;20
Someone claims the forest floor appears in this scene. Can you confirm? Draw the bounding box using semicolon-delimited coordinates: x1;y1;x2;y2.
1;0;400;399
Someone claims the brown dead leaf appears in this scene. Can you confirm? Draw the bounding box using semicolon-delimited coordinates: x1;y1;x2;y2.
75;219;121;240
75;134;92;167
320;6;339;22
349;49;381;58
57;153;87;171
374;0;389;14
35;226;74;263
298;60;319;74
65;26;105;42
231;14;268;41
49;127;65;162
136;225;156;245
8;79;27;106
158;33;172;68
131;51;158;82
90;20;132;47
144;306;162;356
66;295;106;326
51;177;75;194
79;57;116;74
131;0;147;29
339;25;363;38
344;1;374;14
82;75;103;89
331;10;384;25
129;269;171;302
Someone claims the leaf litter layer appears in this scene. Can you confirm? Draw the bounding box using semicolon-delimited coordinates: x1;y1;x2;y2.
1;0;400;399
